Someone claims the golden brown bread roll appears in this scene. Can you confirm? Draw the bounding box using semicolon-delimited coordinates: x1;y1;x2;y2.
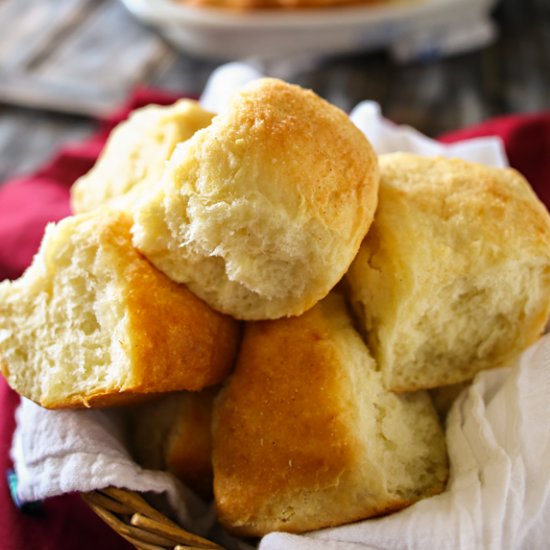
212;292;448;536
132;78;379;320
127;389;216;498
0;209;240;408
346;153;550;392
71;100;214;214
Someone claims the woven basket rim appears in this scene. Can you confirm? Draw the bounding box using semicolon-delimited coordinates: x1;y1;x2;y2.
81;487;224;550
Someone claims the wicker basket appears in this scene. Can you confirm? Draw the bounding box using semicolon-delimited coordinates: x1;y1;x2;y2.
82;487;223;550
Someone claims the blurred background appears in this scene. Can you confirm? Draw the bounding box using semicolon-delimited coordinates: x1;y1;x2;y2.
0;0;548;183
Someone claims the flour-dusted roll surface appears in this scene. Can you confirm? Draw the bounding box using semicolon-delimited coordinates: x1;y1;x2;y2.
71;100;214;214
346;153;550;392
132;78;379;320
212;293;448;536
0;210;240;409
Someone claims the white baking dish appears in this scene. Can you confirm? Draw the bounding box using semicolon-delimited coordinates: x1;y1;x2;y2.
121;0;498;61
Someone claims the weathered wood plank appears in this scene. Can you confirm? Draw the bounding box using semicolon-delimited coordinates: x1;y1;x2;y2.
493;0;550;114
0;0;97;72
0;106;94;182
0;0;173;116
149;52;220;98
0;74;126;117
38;1;169;89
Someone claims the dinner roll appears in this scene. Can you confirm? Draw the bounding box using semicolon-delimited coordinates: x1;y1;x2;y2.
346;153;550;392
127;389;216;498
0;210;240;409
71;100;214;214
212;292;448;536
132;78;379;320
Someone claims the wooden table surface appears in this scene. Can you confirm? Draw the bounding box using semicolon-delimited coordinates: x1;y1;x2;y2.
0;0;548;184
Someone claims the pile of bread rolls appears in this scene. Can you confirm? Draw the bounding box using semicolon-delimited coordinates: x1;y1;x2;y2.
2;78;550;538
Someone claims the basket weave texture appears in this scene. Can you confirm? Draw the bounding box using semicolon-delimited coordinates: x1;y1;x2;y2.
82;487;222;550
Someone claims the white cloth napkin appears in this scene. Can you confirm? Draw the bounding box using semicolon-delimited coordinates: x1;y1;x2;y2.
11;63;546;549
10;400;217;535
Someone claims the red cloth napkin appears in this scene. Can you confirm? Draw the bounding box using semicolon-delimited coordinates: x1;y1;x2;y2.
440;112;550;208
0;96;548;550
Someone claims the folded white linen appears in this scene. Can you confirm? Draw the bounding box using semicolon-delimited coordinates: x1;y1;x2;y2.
11;400;216;535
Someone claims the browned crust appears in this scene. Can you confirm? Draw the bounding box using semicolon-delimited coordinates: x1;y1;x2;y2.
7;211;241;409
43;389;166;409
212;305;360;535
97;212;242;399
226;78;379;243
165;389;216;498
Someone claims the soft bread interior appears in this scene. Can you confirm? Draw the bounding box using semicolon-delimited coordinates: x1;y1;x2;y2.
346;153;550;391
334;306;448;501
71;99;214;214
0;214;130;406
212;292;448;536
